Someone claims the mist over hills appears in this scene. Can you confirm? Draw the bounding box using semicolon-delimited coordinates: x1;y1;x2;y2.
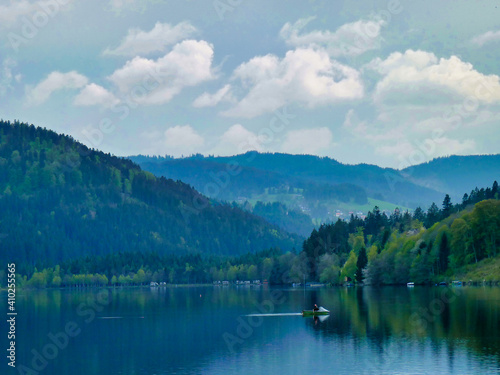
402;154;500;200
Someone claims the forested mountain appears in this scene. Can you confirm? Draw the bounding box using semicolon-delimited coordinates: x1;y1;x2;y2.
402;154;500;200
130;152;443;210
0;120;300;274
17;181;499;288
130;154;368;204
301;183;499;285
251;201;314;237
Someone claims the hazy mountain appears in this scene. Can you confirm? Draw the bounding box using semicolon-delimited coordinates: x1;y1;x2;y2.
130;152;444;209
401;154;500;201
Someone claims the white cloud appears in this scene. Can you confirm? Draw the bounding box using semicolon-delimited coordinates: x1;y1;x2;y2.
376;137;475;162
432;137;476;156
471;30;500;46
349;50;500;165
210;124;264;156
281;127;334;155
0;0;74;28
108;39;215;105
342;105;485;169
164;125;204;153
73;83;119;108
280;17;385;57
103;21;197;56
26;71;88;105
342;108;357;128
366;50;500;106
365;49;437;74
222;48;363;118
0;58;21;96
192;84;234;108
375;141;415;159
145;125;204;156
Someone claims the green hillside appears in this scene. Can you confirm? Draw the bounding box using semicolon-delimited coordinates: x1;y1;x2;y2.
15;183;499;289
130;153;445;231
0;120;300;275
195;152;443;207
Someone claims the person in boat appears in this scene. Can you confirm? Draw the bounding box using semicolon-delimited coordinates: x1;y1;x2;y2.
313;304;319;312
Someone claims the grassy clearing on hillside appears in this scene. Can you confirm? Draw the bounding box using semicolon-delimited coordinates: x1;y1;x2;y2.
451;256;500;282
334;198;412;214
247;193;411;217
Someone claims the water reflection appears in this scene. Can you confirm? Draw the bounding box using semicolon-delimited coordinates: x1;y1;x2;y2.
301;286;500;373
1;286;498;374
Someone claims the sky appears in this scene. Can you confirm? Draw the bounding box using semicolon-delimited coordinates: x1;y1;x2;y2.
0;0;499;169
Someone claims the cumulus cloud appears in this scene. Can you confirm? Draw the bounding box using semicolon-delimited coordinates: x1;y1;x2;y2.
192;84;234;108
103;21;197;56
280;17;385;57
341;104;485;169
143;125;204;156
471;30;500;46
210;124;264;156
365;49;500;106
281;127;334;155
163;125;204;155
26;71;88;105
107;39;215;105
73;83;119;108
222;48;363;118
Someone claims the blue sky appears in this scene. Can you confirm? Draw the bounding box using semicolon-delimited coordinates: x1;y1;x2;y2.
1;0;499;168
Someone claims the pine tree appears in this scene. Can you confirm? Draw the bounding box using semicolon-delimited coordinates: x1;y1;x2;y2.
425;202;440;228
355;247;368;283
442;194;453;218
413;207;425;223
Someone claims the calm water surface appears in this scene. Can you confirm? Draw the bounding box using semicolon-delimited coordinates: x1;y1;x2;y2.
2;286;499;374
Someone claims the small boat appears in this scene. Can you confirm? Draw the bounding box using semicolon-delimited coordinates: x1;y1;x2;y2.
302;307;329;316
407;282;415;287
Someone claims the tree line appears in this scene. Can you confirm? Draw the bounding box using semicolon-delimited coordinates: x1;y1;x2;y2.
8;181;498;288
0;120;299;277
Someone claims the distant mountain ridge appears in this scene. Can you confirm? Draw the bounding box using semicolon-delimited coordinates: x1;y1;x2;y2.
130;152;448;209
402;154;500;200
0;121;300;271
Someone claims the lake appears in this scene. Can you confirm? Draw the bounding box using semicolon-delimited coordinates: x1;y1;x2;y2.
2;286;499;374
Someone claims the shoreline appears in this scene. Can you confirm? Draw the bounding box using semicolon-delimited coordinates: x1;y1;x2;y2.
2;281;500;292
